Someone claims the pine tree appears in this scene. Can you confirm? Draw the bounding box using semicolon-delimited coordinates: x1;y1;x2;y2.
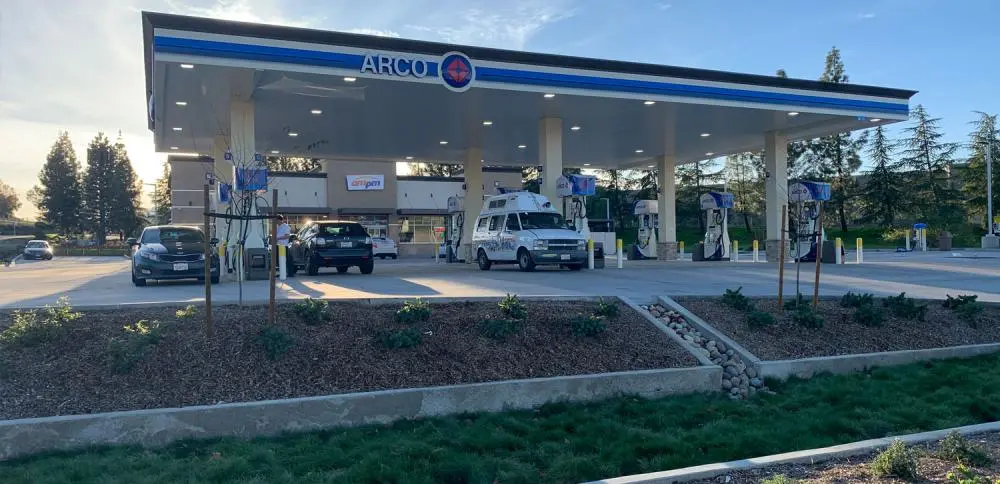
83;133;116;242
961;112;999;227
0;179;20;219
109;135;143;236
596;169;640;231
900;105;962;226
31;132;84;234
678;159;724;233
152;162;172;225
860;126;904;227
724;153;764;233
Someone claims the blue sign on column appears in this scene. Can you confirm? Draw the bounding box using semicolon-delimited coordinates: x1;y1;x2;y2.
224;151;233;161
254;152;263;163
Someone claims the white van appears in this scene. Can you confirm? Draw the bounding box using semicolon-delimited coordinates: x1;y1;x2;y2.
472;192;588;271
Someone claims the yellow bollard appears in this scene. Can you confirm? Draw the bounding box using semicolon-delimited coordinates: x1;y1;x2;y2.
835;237;843;264
678;240;685;260
752;240;759;262
732;240;739;262
856;237;863;264
587;239;595;269
616;239;623;268
278;244;287;280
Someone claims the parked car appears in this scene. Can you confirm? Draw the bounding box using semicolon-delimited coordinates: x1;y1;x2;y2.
22;240;54;260
128;225;219;286
289;221;375;275
372;237;398;259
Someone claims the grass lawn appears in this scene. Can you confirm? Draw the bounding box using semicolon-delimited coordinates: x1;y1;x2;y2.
2;354;999;484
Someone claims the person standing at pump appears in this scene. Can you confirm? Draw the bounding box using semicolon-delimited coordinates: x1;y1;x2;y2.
275;215;296;277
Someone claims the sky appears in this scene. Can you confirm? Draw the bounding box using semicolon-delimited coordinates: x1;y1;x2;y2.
1;0;998;219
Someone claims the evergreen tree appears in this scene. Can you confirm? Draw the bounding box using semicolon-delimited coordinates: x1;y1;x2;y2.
109;135;144;236
636;169;658;202
900;104;962;226
775;68;811;178
410;162;462;177
0;179;20;219
961;112;999;226
724;153;764;233
596;169;639;231
860;126;905;227
521;166;541;193
31;132;84;234
678;159;724;233
152;162;172;225
83;133;117;242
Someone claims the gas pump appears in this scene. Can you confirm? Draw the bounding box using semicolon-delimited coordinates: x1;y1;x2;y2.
694;192;734;261
445;195;464;262
632;200;658;259
788;181;832;263
556;174;596;240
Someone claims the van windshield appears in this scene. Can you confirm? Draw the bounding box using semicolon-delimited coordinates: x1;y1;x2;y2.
517;212;568;230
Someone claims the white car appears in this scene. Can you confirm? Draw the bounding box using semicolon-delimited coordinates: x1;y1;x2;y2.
372;237;398;259
23;240;54;260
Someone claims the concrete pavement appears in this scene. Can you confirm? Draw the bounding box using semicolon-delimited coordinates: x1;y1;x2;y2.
1;251;998;309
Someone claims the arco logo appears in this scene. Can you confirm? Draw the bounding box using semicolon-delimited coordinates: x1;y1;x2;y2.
439;51;474;92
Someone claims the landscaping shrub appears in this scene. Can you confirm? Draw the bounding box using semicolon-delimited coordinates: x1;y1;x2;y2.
480;318;521;340
396;298;431;324
722;287;754;312
852;303;885;327
498;293;528;320
106;320;165;373
257;326;295;361
761;475;799;484
884;292;927;320
745;310;776;329
783;293;807;311
378;328;422;349
956;302;985;327
945;464;998;484
791;305;824;329
293;298;329;325
175;305;198;320
870;439;918;480
944;294;979;310
571;314;607;337
938;431;992;467
595;297;621;319
840;291;875;308
0;297;80;347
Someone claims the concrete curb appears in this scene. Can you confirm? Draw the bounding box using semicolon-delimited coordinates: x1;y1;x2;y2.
656;296;761;365
758;343;1000;380
584;420;1000;483
619;297;718;368
0;366;720;461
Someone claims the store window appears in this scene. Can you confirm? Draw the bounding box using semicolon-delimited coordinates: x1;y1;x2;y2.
395;215;446;244
338;214;388;239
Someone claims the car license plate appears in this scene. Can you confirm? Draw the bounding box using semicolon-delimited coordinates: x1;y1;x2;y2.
173;263;189;271
560;254;570;260
339;242;352;248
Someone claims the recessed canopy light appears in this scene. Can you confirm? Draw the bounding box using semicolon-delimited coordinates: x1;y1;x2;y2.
647;165;655;168
635;149;644;154
172;127;182;131
179;64;194;69
543;93;556;98
482;120;493;126
706;152;715;156
310;109;322;115
288;132;298;137
439;140;448;145
700;133;711;138
169;146;178;150
517;144;527;149
644;101;656;105
271;150;280;154
570;126;581;131
405;156;414;160
175;101;187;106
787;111;800;116
583;163;591;166
343;77;357;82
870;118;882;122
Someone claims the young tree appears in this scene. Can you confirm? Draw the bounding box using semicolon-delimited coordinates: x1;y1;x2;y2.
83;133;116;242
860;126;905;227
961;112;999;226
0;179;21;219
900;104;962;226
152;162;172;225
31;132;84;234
109;135;144;236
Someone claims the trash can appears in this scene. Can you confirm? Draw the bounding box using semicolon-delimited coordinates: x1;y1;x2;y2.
593;243;605;269
937;231;953;251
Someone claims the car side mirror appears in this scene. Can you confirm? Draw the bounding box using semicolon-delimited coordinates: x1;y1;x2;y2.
126;238;137;246
210;237;219;246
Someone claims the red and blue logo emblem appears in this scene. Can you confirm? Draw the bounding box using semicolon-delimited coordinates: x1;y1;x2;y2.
439;51;474;92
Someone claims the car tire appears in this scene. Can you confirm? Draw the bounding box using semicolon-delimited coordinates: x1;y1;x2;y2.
306;253;319;276
391;254;397;260
517;248;536;272
359;260;374;274
377;254;385;259
336;266;349;273
477;249;492;271
44;254;53;261
211;275;219;284
131;270;147;287
567;263;583;271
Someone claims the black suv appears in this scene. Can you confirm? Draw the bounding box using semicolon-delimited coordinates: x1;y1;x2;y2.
128;225;219;286
289;221;375;275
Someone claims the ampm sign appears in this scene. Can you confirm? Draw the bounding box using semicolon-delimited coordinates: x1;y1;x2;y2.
346;174;385;191
361;51;474;92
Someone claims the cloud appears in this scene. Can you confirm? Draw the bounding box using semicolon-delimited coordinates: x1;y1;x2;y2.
656;2;672;10
345;28;401;38
858;12;876;19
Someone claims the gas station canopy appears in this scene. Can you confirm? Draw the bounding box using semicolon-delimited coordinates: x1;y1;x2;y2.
142;12;917;169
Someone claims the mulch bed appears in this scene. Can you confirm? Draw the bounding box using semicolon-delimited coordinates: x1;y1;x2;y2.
691;431;1000;483
0;300;696;420
675;297;1000;360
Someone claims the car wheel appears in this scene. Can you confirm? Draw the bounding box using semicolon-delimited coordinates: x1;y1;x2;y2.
391;254;397;260
336;266;349;273
517;249;536;272
359;260;374;274
131;270;147;287
567;263;583;271
477;249;492;271
44;254;53;260
306;252;319;276
211;275;219;284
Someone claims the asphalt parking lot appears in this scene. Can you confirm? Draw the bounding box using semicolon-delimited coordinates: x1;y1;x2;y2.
2;250;999;309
